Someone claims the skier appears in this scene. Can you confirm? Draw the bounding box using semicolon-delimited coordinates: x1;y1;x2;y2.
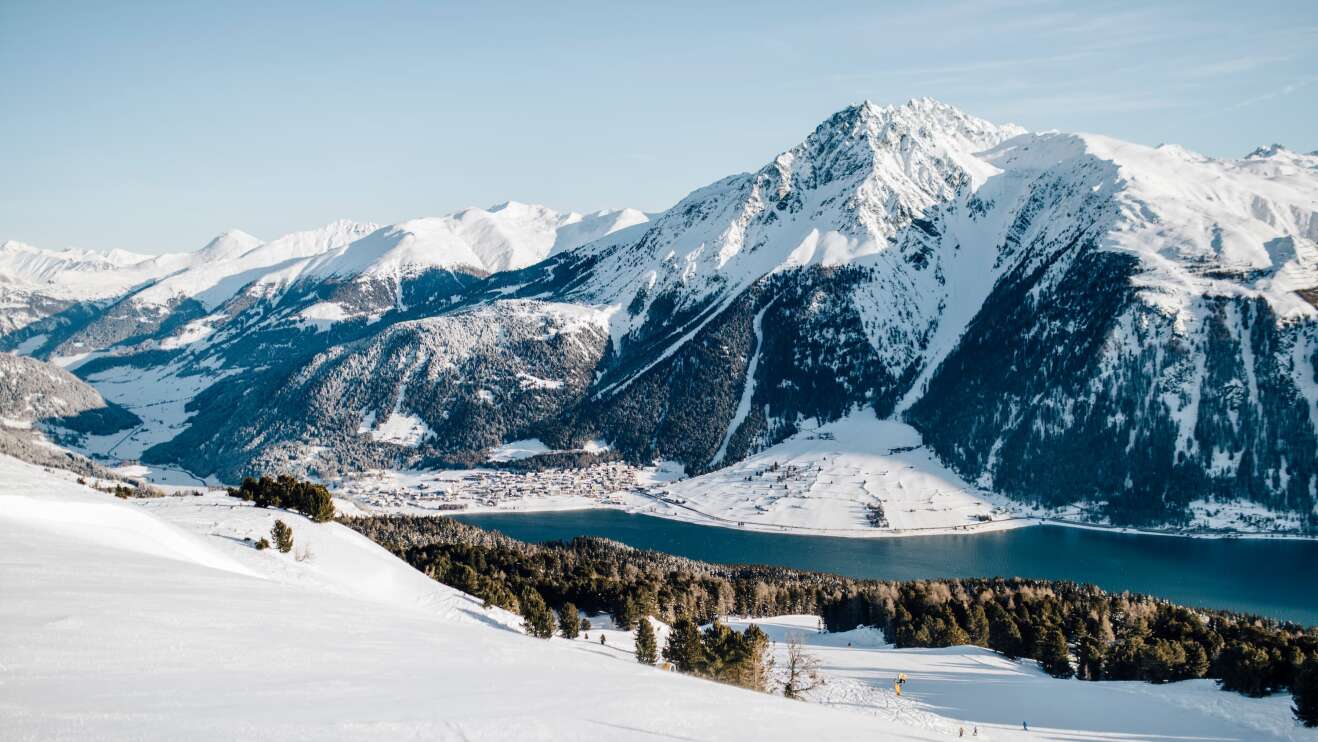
1023;720;1029;731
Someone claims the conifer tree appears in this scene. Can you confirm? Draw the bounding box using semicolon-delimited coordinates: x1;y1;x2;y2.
986;602;1023;659
635;617;658;664
663;615;707;673
966;603;990;646
1183;641;1209;679
519;587;555;639
1103;636;1146;680
558;602;581;639
1216;641;1275;696
271;520;293;553
1038;628;1074;678
1294;658;1318;728
612;594;640;631
1075;629;1106;680
735;624;774;692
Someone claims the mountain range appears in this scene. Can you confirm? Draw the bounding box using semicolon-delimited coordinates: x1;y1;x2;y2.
3;98;1316;529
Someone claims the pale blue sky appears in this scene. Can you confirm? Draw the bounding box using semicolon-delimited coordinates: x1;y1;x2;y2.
3;0;1315;253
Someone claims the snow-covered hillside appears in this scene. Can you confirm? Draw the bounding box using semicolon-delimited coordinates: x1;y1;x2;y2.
652;413;1011;535
0;454;940;741
2;455;1306;740
0;353;133;430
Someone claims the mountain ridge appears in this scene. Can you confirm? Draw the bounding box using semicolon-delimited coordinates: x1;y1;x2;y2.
2;98;1315;531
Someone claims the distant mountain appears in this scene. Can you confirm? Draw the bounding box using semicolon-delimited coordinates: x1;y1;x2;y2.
0;204;648;359
0;352;137;432
2;99;1315;530
0;352;139;476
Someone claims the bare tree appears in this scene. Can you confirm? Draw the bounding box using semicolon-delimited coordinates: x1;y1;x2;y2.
782;632;823;699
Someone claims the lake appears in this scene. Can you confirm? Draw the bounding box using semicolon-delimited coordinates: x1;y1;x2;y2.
454;509;1318;625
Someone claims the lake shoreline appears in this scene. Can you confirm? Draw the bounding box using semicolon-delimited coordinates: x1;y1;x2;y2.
438;492;1318;542
451;508;1318;625
118;456;1316;543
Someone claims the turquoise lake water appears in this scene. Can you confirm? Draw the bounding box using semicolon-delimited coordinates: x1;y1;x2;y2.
454;510;1318;625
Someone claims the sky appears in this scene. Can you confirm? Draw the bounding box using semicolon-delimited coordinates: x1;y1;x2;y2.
2;0;1316;254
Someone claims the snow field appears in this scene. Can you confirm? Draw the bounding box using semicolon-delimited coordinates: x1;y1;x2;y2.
0;454;947;741
655;412;1016;536
0;454;1307;740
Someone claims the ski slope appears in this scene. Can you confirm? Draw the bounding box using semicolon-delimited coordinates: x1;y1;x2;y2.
729;617;1305;742
0;455;1307;740
0;455;943;741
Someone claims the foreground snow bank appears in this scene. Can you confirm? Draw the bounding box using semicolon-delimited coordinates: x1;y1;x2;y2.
0;455;945;741
2;456;1305;740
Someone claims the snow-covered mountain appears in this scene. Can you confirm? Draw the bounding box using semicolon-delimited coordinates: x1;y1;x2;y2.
0;352;137;433
0;203;647;359
0;353;139;476
3;98;1315;530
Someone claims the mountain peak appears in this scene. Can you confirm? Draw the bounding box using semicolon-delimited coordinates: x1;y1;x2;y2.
805;98;1024;166
1246;143;1289;159
198;229;263;260
1;239;38;254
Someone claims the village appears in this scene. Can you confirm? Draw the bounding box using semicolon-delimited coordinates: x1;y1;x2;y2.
336;461;666;514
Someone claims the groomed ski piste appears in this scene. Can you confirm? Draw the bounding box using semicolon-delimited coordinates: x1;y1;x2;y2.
0;453;1306;741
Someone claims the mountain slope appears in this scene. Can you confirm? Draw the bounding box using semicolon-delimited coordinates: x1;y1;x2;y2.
0;454;952;741
6;99;1316;530
905;136;1318;524
0;204;647;359
0;353;138;434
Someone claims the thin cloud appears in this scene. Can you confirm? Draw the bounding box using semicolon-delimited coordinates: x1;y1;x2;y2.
1181;54;1291;78
1227;76;1317;110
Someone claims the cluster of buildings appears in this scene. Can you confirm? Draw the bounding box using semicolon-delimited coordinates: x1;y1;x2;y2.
339;462;653;512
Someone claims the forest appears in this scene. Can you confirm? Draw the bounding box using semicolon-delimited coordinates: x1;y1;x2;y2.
340;513;1318;720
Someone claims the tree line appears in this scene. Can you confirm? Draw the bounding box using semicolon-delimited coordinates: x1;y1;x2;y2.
230;475;335;522
339;513;1318;724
